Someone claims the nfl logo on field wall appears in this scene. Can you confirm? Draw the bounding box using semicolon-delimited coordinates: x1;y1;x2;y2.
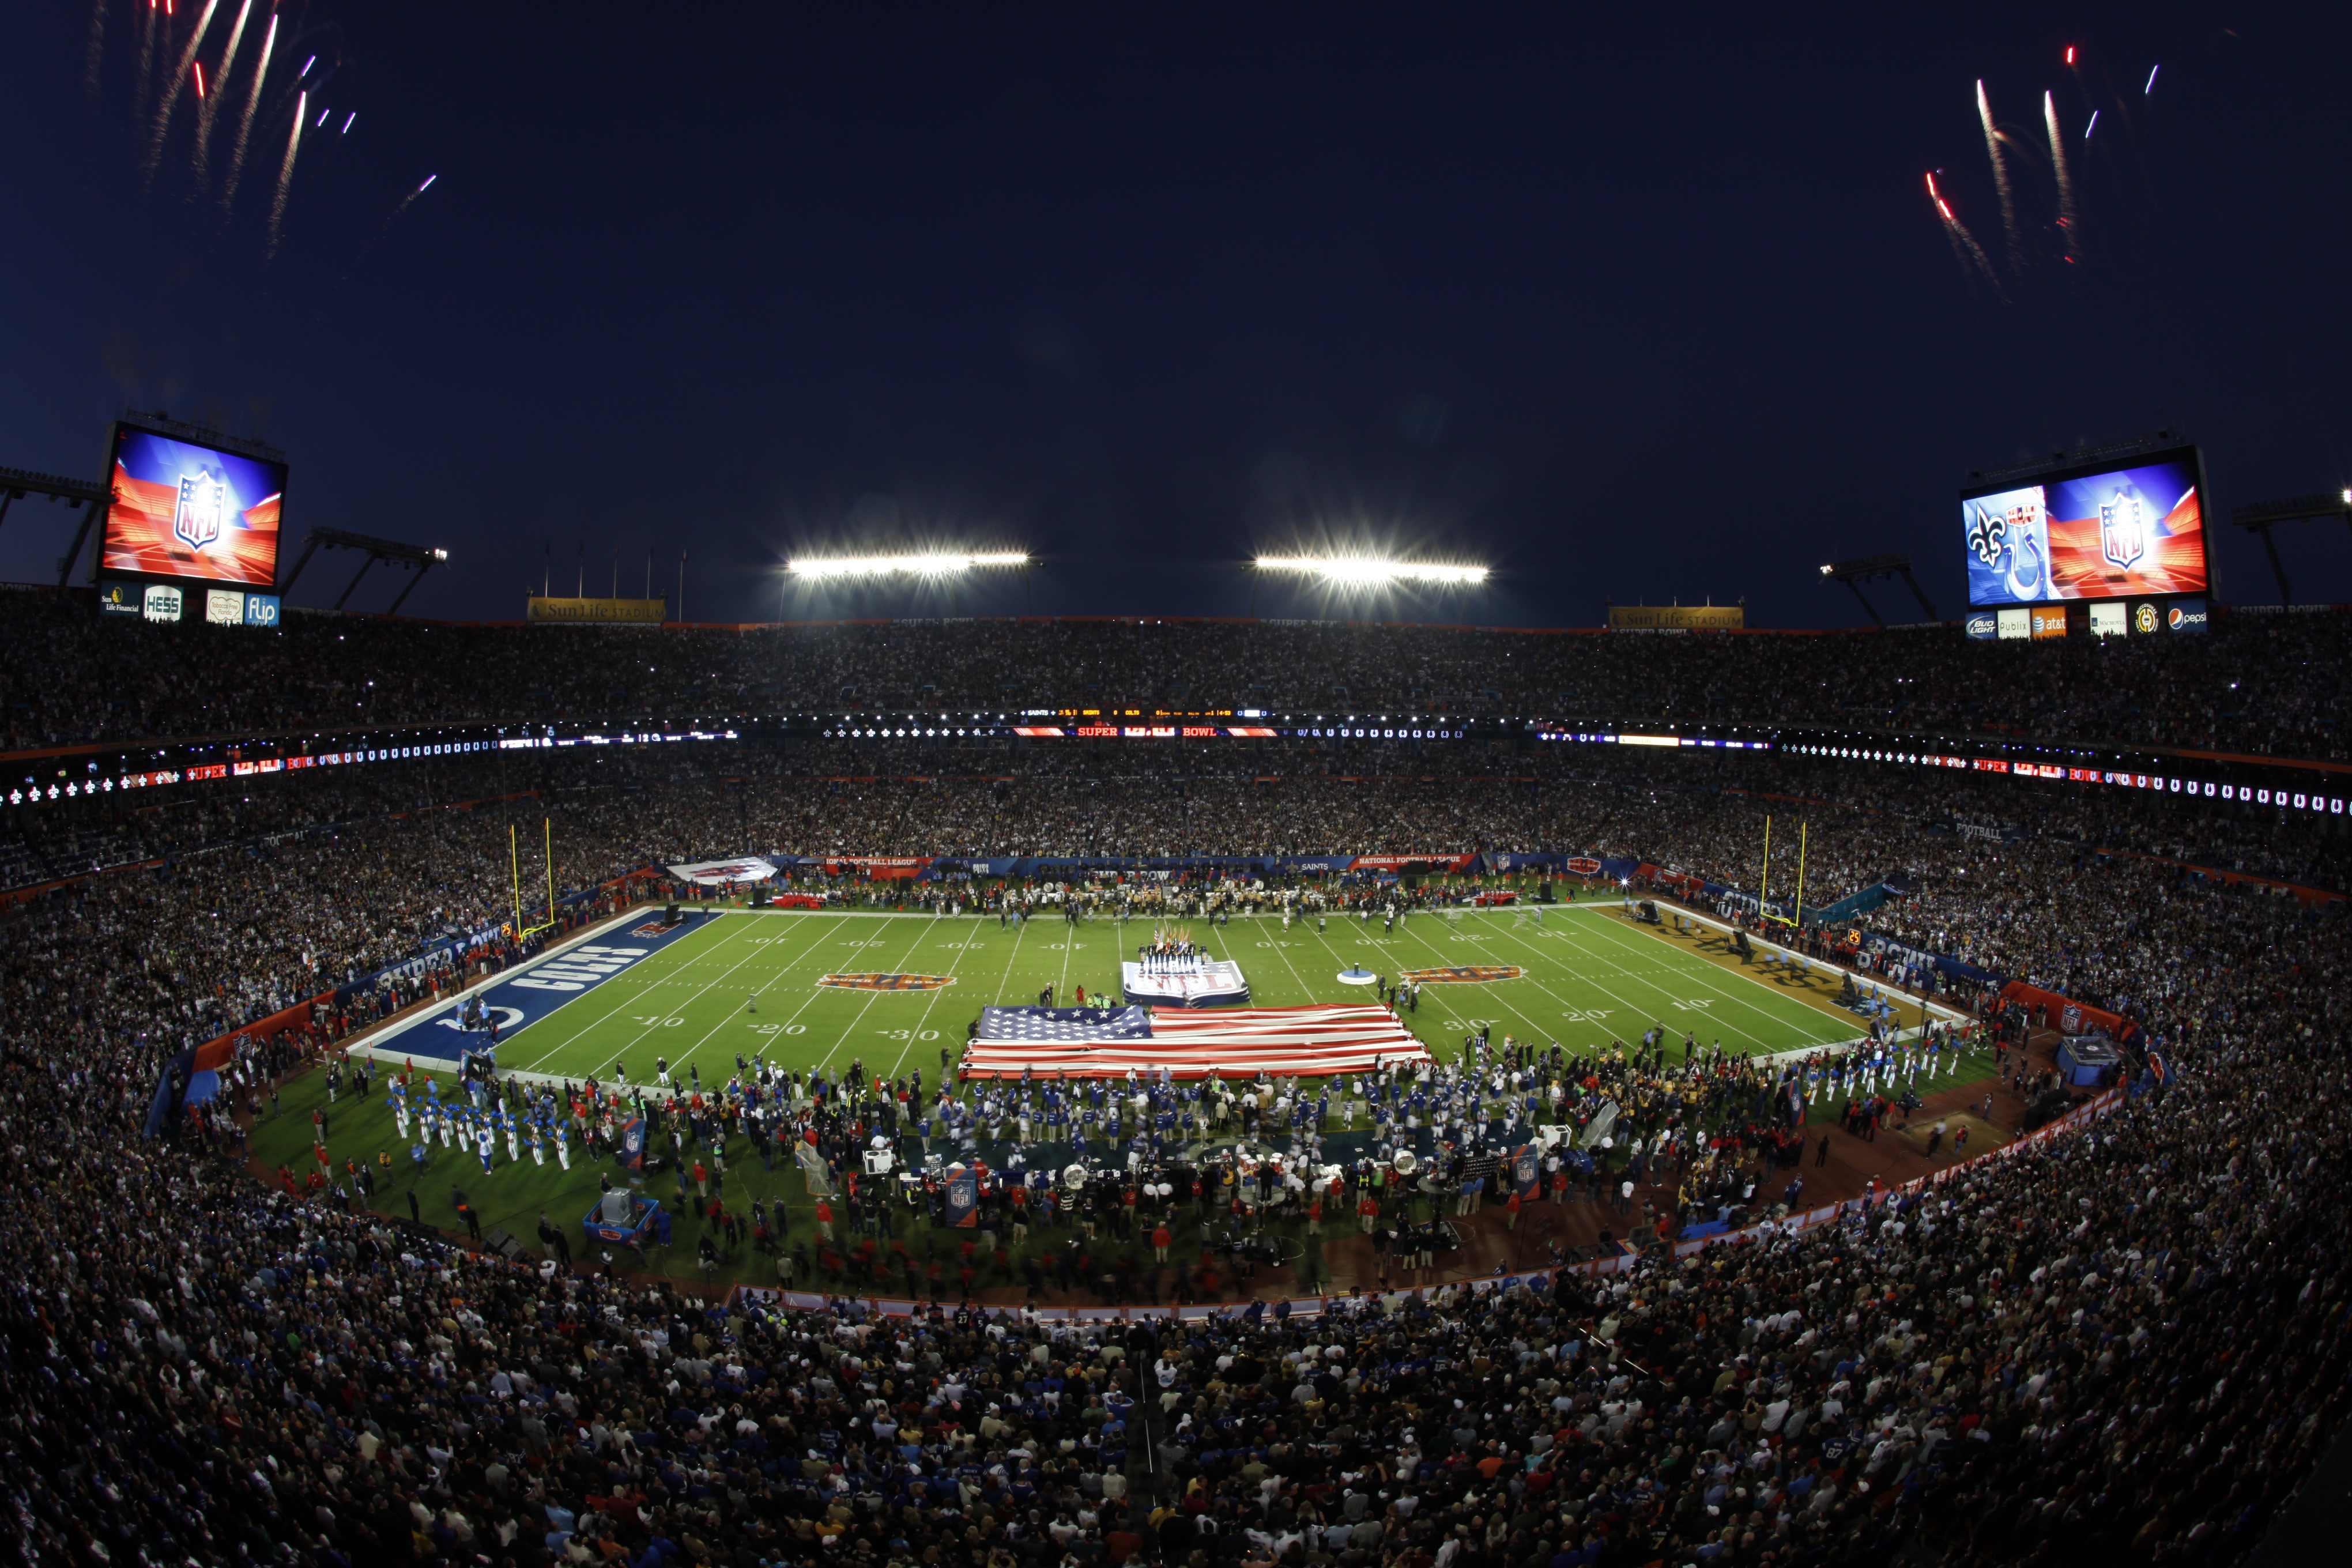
174;468;227;552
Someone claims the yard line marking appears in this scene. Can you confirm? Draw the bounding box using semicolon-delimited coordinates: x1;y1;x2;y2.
989;910;1038;1008
1520;916;1779;1053
661;910;936;1077
884;915;993;1080
1253;915;1332;1023
1386;915;1625;1053
1553;909;1850;1049
512;915;782;1074
522;913;847;1075
1288;912;1557;1058
812;914;968;1078
510;915;772;1066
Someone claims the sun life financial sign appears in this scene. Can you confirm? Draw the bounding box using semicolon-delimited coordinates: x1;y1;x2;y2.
526;596;667;624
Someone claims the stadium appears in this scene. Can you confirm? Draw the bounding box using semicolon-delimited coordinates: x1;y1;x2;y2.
10;576;2352;1565
9;9;2352;1568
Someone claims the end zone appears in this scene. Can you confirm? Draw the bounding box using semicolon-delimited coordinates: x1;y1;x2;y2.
347;906;729;1068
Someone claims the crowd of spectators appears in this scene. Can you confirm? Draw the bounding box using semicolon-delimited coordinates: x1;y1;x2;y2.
8;646;2352;1564
9;797;2352;1567
3;585;2349;760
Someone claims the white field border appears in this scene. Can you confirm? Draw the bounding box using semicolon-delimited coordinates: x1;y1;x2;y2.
1593;900;1972;1050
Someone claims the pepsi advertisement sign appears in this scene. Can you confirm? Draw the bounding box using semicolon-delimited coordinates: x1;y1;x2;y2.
2166;598;2208;634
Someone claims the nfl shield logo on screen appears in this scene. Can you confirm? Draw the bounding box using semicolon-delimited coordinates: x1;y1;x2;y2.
2098;489;2146;571
173;469;228;552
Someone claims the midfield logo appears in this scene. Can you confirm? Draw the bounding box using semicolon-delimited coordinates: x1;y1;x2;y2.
1400;966;1524;984
817;973;958;992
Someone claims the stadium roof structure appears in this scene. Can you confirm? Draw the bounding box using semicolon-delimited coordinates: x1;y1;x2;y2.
1816;552;1939;627
279;527;451;613
2230;491;2352;605
0;463;112;587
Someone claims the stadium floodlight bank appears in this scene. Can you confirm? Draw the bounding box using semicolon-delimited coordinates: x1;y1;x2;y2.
786;551;1031;578
1253;555;1488;585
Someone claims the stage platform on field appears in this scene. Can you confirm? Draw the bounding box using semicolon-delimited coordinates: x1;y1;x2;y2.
1121;956;1249;1008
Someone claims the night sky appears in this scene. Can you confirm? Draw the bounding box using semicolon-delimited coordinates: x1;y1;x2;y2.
2;3;2348;627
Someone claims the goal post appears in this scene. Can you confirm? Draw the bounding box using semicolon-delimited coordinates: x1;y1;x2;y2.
511;817;561;940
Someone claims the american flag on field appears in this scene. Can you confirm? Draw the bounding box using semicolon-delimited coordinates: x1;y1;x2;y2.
962;1004;1428;1080
975;1007;1154;1043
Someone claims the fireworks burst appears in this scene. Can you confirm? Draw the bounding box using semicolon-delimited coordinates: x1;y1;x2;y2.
1925;43;2188;305
83;0;439;277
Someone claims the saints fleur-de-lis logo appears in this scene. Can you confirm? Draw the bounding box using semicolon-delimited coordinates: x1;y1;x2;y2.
1967;506;2008;568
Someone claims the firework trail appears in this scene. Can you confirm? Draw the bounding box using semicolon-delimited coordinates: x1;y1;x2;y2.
348;176;436;274
1976;80;2022;273
1927;173;2008;302
190;0;251;191
2044;91;2078;261
218;7;277;218
84;0;111;97
265;88;304;260
133;0;157;126
143;0;220;186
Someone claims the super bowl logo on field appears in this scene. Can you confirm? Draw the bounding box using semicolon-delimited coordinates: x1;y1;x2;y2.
1565;857;1603;876
172;467;228;553
817;973;958;992
1400;966;1525;985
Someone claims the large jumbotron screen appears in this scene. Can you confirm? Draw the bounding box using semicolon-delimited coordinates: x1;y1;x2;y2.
1961;446;2207;608
99;424;286;589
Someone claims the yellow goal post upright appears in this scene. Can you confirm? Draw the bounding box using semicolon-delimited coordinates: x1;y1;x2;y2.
1759;816;1807;929
510;817;561;941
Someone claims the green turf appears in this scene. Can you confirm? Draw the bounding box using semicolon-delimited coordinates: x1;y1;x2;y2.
461;904;1867;1088
261;903;1985;1294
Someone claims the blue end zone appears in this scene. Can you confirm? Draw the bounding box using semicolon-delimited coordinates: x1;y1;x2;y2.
372;909;723;1066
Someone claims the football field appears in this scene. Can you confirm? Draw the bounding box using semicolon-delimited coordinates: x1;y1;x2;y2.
371;902;1879;1086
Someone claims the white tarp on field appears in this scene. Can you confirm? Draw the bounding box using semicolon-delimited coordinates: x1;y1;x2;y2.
665;856;780;885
